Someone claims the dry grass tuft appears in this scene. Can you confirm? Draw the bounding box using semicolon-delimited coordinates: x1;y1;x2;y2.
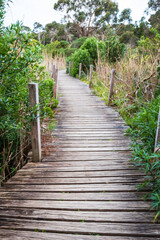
42;51;66;72
92;48;159;104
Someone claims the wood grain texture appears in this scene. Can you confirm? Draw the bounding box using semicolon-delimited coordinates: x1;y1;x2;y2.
0;70;159;239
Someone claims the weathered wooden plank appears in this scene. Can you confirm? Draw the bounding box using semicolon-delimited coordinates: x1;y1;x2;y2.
42;147;131;152
0;192;145;201
42;154;132;160
0;199;151;210
7;176;143;185
22;160;133;168
0;208;154;223
15;170;143;178
2;184;140;192
42;143;131;148
0;218;160;237
13;165;136;172
0;230;159;240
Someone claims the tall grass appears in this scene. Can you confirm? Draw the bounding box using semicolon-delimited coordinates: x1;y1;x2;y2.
42;51;66;71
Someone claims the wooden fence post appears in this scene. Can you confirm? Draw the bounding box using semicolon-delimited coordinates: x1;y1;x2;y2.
52;64;58;99
154;106;160;152
56;63;59;99
51;63;54;78
28;83;41;162
89;65;93;89
108;69;116;106
52;65;57;99
69;61;71;75
47;61;50;72
79;63;82;80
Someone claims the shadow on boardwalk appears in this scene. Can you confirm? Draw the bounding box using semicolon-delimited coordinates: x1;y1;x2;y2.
0;70;160;239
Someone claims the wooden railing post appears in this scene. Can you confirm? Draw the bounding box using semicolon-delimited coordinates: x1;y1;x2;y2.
79;63;82;80
51;63;54;78
69;61;71;75
89;65;93;89
108;69;116;106
47;61;50;72
28;83;41;162
56;63;59;99
154;106;160;152
52;64;58;99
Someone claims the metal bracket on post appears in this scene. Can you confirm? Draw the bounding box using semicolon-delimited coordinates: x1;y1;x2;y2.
108;69;116;106
28;83;41;162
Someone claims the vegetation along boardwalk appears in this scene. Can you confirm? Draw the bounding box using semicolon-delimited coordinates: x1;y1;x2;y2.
0;70;160;240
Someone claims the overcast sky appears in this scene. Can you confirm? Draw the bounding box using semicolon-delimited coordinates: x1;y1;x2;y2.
4;0;149;29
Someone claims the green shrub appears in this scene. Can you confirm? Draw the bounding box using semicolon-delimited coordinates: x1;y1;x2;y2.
71;37;87;49
105;34;126;63
119;31;138;46
138;28;160;55
0;22;57;181
44;40;69;58
81;37;98;64
67;49;90;77
64;48;77;57
126;97;160;220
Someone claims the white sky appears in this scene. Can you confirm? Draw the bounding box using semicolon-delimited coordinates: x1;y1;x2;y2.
4;0;149;29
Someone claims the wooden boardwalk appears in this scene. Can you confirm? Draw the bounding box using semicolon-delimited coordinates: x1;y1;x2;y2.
0;70;160;239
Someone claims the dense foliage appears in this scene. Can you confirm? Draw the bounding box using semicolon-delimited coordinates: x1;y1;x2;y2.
0;4;57;182
67;33;125;77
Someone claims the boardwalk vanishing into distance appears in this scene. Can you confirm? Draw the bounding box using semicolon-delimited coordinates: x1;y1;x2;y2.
0;70;160;239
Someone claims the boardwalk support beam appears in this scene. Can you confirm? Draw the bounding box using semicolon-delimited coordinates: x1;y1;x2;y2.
28;83;41;162
108;69;116;106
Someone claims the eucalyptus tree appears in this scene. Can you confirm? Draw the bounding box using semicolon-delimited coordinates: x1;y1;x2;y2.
147;0;160;30
119;8;132;24
53;0;119;37
33;22;44;43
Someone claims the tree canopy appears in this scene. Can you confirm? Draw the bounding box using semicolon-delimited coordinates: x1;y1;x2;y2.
54;0;119;37
147;0;160;31
148;0;160;11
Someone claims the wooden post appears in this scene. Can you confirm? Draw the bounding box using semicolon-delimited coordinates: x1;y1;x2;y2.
52;64;56;79
89;65;93;89
69;61;71;75
79;63;82;80
56;61;59;72
52;64;58;99
51;63;54;78
56;65;59;99
154;107;160;152
28;83;41;162
108;69;116;106
47;61;50;72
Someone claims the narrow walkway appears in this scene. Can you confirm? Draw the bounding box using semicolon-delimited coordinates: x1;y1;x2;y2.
0;70;160;239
